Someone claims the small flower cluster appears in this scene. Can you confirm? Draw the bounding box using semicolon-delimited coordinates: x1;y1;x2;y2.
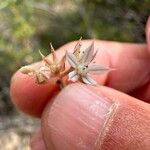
20;39;112;87
20;43;66;84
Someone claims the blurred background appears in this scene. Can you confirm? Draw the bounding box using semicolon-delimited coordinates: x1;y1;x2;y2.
0;0;149;149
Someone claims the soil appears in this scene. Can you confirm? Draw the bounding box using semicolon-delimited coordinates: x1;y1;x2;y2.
0;113;39;150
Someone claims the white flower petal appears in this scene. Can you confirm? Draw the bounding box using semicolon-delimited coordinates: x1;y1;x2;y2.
87;64;111;75
66;51;79;68
82;75;97;85
68;71;79;82
81;41;95;64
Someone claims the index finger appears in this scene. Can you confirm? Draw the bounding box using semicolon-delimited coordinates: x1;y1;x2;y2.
10;40;150;117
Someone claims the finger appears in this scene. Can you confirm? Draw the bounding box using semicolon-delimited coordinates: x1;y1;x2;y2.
9;40;113;117
49;40;150;94
146;16;150;54
42;83;150;150
30;129;46;150
10;41;150;117
132;16;150;101
10;70;59;117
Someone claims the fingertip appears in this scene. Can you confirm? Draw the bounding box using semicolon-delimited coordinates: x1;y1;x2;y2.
10;70;59;117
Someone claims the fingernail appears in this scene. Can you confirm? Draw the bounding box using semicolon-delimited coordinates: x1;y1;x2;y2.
42;84;115;150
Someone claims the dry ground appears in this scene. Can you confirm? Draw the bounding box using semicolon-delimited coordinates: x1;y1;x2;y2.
0;114;39;150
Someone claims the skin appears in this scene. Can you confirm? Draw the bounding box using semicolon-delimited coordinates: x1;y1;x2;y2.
10;17;150;150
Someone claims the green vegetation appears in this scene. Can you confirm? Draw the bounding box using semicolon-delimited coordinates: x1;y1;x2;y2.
0;0;149;115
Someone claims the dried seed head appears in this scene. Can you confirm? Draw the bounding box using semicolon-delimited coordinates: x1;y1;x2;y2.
20;38;114;86
35;71;49;84
20;43;67;86
39;44;66;77
50;63;59;75
20;66;34;75
49;55;66;76
59;54;66;72
49;43;66;75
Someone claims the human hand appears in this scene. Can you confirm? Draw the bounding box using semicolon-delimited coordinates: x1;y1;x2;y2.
10;17;150;150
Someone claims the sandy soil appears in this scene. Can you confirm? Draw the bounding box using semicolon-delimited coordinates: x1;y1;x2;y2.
0;114;39;150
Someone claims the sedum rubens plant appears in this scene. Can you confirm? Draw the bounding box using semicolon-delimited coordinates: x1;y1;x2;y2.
20;38;113;88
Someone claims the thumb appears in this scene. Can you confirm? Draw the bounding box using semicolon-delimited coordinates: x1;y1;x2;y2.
41;84;150;150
